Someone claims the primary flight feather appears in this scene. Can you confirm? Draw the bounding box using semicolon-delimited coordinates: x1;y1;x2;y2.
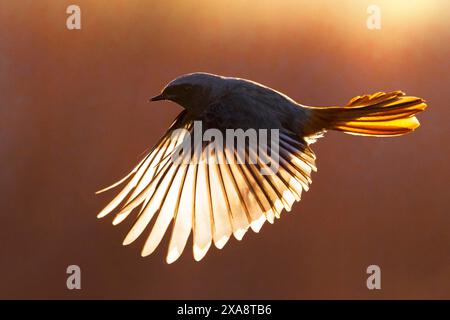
97;72;427;263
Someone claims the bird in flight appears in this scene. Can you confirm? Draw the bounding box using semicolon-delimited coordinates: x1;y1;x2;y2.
97;72;427;263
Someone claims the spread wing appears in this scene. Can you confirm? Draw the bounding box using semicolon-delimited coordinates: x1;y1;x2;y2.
97;98;317;263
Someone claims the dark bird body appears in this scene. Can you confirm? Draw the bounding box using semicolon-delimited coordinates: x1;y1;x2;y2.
97;72;427;263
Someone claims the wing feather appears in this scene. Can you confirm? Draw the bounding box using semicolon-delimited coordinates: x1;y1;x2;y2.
207;147;233;249
193;148;213;261
224;148;266;233
141;163;186;257
165;163;196;263
234;148;276;224
216;149;249;241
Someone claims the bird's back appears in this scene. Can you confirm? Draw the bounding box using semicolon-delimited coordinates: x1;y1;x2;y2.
203;77;311;134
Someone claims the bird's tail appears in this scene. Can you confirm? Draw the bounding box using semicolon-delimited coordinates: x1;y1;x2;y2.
310;91;427;137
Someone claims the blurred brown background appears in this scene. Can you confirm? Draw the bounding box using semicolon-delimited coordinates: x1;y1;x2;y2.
1;0;449;299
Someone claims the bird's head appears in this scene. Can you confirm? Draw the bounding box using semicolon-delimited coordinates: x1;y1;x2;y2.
150;72;226;110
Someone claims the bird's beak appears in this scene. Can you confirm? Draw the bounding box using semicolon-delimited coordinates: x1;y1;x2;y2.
149;93;166;102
